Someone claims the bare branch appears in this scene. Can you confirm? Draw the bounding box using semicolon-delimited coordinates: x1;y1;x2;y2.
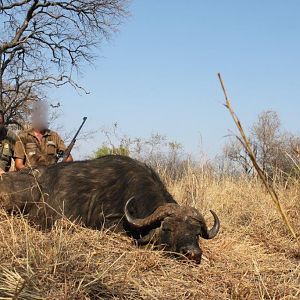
0;0;128;125
0;0;31;11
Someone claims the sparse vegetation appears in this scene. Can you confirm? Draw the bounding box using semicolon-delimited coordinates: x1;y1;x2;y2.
1;2;298;299
1;107;299;299
0;162;299;299
222;110;300;181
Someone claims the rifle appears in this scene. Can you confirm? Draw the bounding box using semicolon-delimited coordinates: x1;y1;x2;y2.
57;117;87;162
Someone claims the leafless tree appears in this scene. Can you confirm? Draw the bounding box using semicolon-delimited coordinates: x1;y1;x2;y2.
251;111;282;175
0;0;128;126
223;110;300;180
223;136;255;175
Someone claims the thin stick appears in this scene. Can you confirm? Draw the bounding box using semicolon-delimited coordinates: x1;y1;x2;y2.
217;73;297;240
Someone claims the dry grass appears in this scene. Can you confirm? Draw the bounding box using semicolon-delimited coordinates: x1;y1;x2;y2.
0;168;299;299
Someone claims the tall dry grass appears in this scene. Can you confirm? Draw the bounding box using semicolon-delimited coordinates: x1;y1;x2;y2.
0;165;299;299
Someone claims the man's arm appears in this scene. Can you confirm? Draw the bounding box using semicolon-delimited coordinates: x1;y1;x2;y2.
7;130;17;171
14;138;26;171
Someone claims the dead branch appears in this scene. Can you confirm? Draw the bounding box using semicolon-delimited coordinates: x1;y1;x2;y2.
218;73;298;241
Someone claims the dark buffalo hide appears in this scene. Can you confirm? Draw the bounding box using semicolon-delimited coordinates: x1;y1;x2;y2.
0;155;220;263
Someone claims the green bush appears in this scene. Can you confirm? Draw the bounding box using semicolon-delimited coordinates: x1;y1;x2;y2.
94;145;129;158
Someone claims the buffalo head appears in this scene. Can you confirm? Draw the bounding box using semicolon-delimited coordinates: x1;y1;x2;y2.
124;197;220;264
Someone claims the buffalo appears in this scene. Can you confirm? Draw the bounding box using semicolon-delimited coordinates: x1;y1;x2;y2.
0;155;220;263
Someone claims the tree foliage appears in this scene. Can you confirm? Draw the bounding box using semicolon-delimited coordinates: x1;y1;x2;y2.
94;145;129;158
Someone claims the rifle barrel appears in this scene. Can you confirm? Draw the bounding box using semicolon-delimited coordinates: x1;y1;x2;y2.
60;117;87;162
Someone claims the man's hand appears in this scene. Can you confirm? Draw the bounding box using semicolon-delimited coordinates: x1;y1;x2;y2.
0;169;5;176
15;158;26;171
65;154;73;163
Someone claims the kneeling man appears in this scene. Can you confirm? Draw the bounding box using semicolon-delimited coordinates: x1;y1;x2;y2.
14;102;72;170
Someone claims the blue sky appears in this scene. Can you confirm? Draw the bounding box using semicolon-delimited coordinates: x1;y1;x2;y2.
51;1;300;159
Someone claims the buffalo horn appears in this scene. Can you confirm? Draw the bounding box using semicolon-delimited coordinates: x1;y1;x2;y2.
200;210;220;239
124;197;180;228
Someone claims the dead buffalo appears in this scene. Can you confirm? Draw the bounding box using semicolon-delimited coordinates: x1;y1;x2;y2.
0;155;220;263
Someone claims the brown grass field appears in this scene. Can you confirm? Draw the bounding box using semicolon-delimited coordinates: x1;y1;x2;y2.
0;167;299;299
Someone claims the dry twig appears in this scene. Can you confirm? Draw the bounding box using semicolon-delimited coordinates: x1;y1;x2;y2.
217;73;298;241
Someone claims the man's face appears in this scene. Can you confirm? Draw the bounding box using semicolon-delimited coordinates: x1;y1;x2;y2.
32;102;49;131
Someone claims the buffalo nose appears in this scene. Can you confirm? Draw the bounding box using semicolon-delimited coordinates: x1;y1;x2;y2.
180;247;202;264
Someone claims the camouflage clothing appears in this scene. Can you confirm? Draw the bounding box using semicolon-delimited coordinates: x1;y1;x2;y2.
14;129;67;168
0;129;16;172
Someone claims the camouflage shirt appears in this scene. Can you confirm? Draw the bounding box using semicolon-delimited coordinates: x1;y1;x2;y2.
0;129;16;172
14;129;67;168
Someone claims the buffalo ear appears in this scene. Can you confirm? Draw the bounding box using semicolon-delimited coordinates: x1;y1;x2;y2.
160;217;174;230
137;228;160;245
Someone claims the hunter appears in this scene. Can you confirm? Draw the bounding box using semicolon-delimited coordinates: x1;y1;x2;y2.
14;102;73;170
